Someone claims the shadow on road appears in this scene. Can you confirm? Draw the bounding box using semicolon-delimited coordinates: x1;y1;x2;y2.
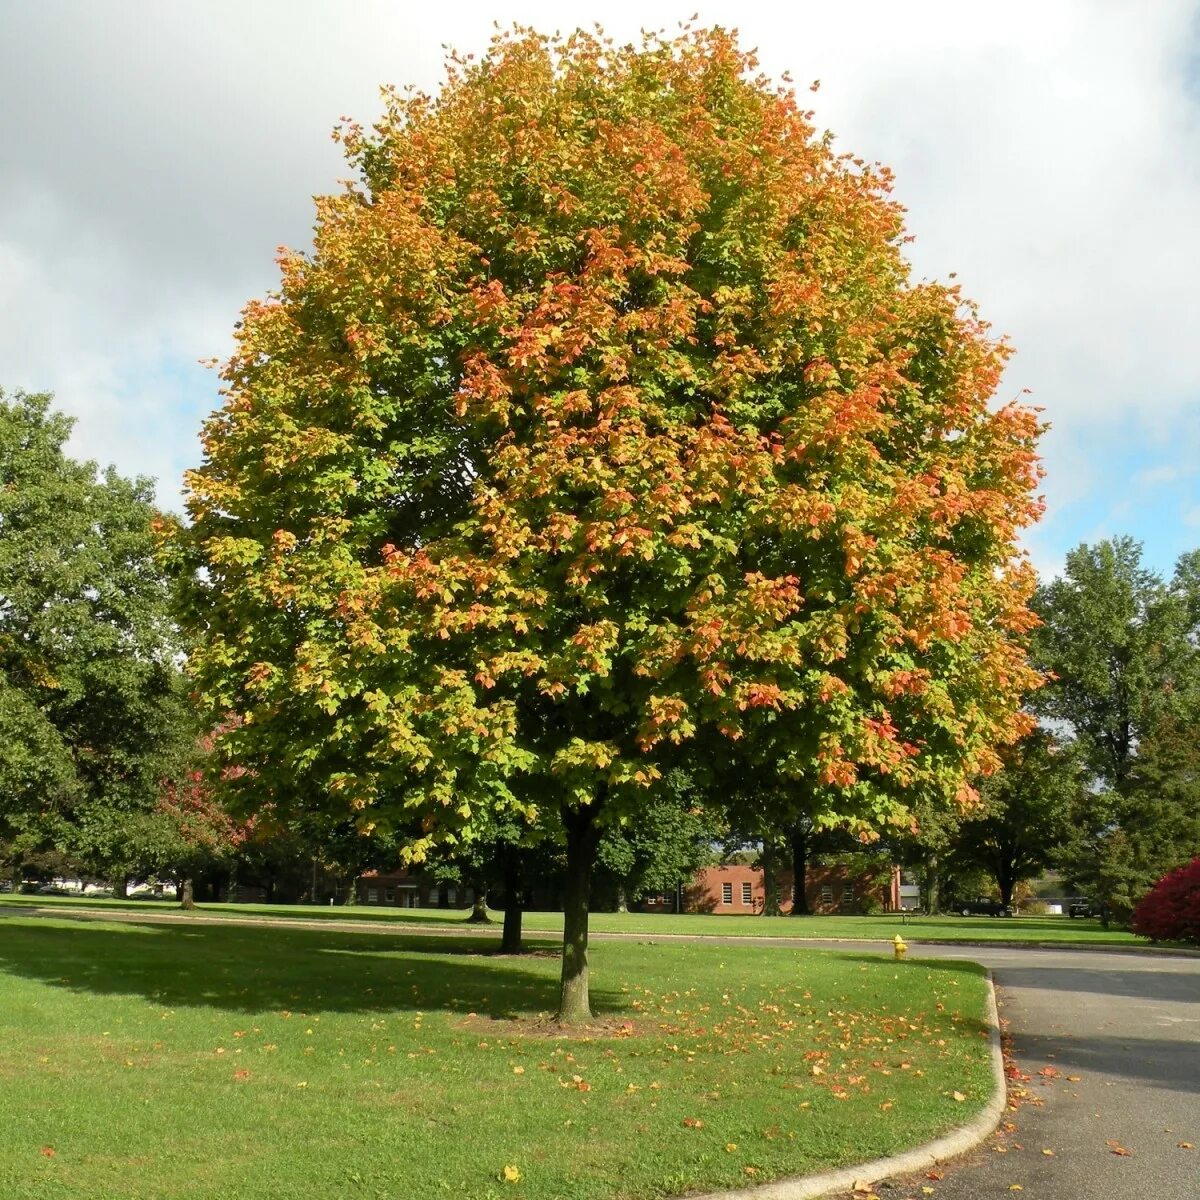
998;963;1200;1004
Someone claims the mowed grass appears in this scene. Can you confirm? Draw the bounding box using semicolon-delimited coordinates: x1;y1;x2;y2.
2;892;1143;945
0;915;993;1200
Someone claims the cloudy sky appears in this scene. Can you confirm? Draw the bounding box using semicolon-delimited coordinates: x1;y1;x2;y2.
3;0;1198;579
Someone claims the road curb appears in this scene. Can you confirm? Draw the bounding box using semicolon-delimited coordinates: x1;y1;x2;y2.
682;971;1007;1200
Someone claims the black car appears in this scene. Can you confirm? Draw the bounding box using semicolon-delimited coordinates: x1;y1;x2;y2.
956;897;1014;917
1067;898;1096;918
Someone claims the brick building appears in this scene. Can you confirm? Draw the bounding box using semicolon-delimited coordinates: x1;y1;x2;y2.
680;862;901;914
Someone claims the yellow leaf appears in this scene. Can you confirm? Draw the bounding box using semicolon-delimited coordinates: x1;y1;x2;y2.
512;1065;525;1075
725;1143;737;1153
502;1164;521;1183
952;1091;966;1102
1041;1149;1054;1156
1008;1186;1023;1192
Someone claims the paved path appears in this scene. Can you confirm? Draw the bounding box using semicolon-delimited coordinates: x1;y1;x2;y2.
6;907;1198;1197
820;943;1200;1200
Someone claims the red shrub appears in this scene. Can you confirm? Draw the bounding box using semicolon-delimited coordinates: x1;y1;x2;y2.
1131;858;1200;945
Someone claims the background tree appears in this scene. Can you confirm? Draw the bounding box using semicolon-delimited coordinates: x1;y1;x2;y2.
1034;538;1195;790
184;27;1043;1023
0;390;192;888
596;776;719;912
952;730;1080;909
1036;539;1199;917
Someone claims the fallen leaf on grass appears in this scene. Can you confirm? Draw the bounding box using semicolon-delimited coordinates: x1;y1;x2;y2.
511;1065;525;1075
39;1147;55;1158
951;1091;966;1102
501;1164;521;1183
682;1117;704;1129
724;1143;737;1153
742;1166;759;1177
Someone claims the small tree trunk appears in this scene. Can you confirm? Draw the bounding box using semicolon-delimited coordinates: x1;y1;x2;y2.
500;857;524;953
761;840;782;916
179;877;195;910
468;878;491;922
502;899;524;954
925;855;940;915
111;874;128;900
342;878;357;906
998;866;1015;910
616;883;628;913
557;804;601;1024
788;825;811;915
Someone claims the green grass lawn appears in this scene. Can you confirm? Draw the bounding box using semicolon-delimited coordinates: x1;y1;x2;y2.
2;892;1144;945
0;914;993;1200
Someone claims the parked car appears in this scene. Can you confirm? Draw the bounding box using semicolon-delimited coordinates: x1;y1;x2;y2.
1068;898;1097;918
956;897;1014;917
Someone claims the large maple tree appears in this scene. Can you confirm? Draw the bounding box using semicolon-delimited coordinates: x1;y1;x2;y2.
185;27;1043;1021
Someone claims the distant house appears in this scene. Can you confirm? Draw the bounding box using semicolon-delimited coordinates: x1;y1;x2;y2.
355;868;473;910
678;862;901;914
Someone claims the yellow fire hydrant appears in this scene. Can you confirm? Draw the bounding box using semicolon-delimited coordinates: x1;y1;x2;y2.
893;934;908;960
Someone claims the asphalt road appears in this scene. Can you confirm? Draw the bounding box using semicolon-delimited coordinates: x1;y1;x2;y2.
825;943;1200;1200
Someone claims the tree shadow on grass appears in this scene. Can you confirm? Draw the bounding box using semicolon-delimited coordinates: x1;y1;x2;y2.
0;918;622;1020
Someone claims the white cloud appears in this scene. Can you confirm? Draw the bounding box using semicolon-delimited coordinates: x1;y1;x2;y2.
2;1;1198;555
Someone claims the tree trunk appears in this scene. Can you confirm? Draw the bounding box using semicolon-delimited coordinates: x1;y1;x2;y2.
111;873;128;900
788;825;811;915
179;877;195;910
616;883;628;913
342;878;357;906
997;864;1015;909
925;854;940;915
502;899;524;954
760;840;782;916
467;878;491;922
557;805;601;1024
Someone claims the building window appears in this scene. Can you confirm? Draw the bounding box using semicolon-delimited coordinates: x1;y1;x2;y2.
447;887;457;905
722;882;733;905
842;884;855;906
820;884;833;905
741;881;752;905
384;888;395;903
367;887;379;904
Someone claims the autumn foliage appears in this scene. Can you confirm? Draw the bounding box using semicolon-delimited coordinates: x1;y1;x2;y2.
1131;857;1200;945
184;26;1043;1019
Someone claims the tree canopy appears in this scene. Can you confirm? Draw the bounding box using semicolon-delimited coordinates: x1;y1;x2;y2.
1035;537;1200;917
184;27;1044;1020
0;390;193;881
